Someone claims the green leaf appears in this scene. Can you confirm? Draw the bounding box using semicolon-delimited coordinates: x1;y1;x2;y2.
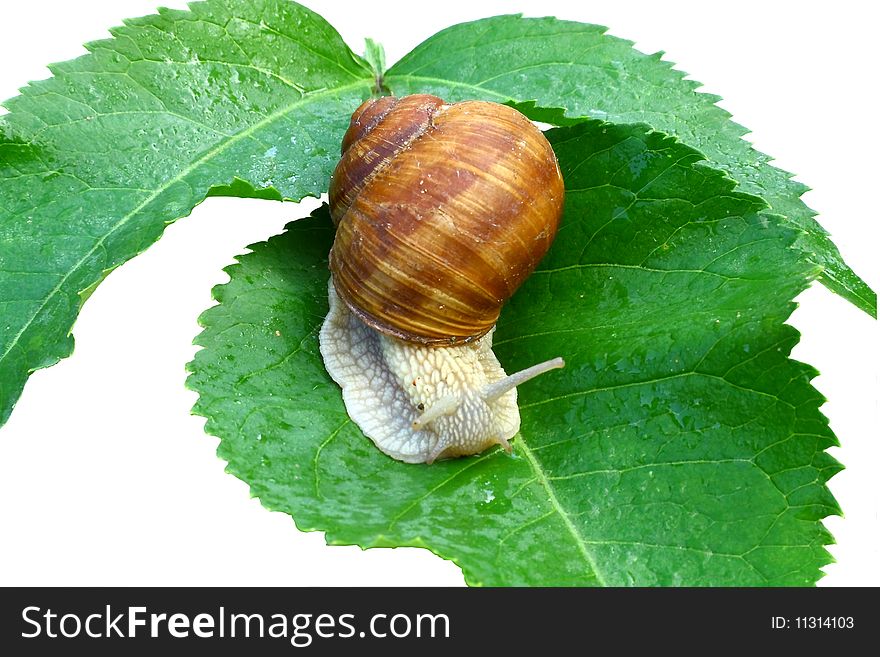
363;38;386;85
187;119;840;586
0;0;374;425
383;15;876;317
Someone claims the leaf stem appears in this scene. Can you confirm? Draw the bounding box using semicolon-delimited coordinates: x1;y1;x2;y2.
364;38;389;97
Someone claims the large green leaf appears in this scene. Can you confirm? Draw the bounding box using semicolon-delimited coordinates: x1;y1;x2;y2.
384;15;876;317
187;119;840;586
0;0;374;425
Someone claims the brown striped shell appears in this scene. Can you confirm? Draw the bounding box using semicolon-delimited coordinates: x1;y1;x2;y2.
328;94;564;346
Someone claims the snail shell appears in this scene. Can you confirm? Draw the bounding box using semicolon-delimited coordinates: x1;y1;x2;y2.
328;94;564;345
319;94;565;464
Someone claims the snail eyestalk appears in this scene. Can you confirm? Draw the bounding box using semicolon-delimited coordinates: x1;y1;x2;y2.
481;357;565;403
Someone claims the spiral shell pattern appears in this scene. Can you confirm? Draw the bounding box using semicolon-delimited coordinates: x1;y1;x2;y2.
328;94;564;345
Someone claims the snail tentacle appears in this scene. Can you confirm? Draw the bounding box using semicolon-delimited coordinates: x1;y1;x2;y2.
412;394;460;430
481;357;566;403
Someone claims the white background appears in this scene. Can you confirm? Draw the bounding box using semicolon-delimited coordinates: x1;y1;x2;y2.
0;1;877;586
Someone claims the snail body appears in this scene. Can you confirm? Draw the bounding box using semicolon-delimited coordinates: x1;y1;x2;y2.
319;94;565;464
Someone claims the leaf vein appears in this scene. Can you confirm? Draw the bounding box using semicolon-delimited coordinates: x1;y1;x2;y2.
0;79;371;370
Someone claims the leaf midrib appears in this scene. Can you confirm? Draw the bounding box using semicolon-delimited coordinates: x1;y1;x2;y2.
385;73;509;101
0;78;372;368
517;437;608;586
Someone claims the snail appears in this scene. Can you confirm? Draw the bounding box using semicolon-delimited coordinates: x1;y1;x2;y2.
319;94;565;464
